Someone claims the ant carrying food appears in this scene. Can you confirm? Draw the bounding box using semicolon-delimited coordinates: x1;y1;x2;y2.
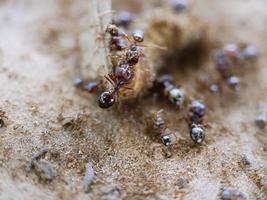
98;25;148;109
98;63;133;109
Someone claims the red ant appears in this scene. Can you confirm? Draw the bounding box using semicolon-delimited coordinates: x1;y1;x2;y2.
98;63;133;108
99;24;166;109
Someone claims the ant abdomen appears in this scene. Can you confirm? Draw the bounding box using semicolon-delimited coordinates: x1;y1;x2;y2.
99;91;115;109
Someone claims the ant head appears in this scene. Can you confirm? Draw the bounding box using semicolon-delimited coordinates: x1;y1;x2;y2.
106;24;119;37
132;29;144;43
99;91;115;109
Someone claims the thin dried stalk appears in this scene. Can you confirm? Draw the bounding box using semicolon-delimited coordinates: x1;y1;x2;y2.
80;0;112;80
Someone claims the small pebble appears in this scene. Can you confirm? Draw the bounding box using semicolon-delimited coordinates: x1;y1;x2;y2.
32;160;56;181
221;187;246;200
83;162;95;193
176;178;188;189
240;155;250;166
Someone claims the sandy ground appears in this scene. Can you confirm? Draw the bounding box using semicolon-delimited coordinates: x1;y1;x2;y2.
0;0;267;199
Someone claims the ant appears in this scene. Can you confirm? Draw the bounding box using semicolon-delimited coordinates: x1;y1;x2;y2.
156;74;185;108
152;109;177;146
99;24;166;109
98;63;133;109
188;100;206;124
187;100;206;144
98;25;146;109
212;43;258;91
106;24;131;52
190;123;205;144
107;24;158;67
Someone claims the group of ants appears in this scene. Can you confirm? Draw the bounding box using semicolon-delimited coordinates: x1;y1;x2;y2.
74;11;258;147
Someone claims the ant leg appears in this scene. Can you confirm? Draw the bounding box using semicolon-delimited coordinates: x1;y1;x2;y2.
139;44;168;51
122;86;134;90
104;75;115;87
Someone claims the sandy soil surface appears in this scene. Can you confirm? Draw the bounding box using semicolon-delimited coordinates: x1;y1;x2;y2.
0;0;266;199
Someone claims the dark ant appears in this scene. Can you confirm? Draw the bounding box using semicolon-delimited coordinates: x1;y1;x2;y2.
187;100;206;144
125;45;144;66
107;25;146;65
98;80;122;109
106;24;131;52
156;74;185;108
212;43;258;91
188;100;206;124
99;64;134;109
212;49;231;79
98;25;147;109
152;109;177;146
112;63;132;82
99;91;116;109
109;36;127;51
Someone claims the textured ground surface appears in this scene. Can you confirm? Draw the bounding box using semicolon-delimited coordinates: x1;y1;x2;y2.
0;0;267;199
